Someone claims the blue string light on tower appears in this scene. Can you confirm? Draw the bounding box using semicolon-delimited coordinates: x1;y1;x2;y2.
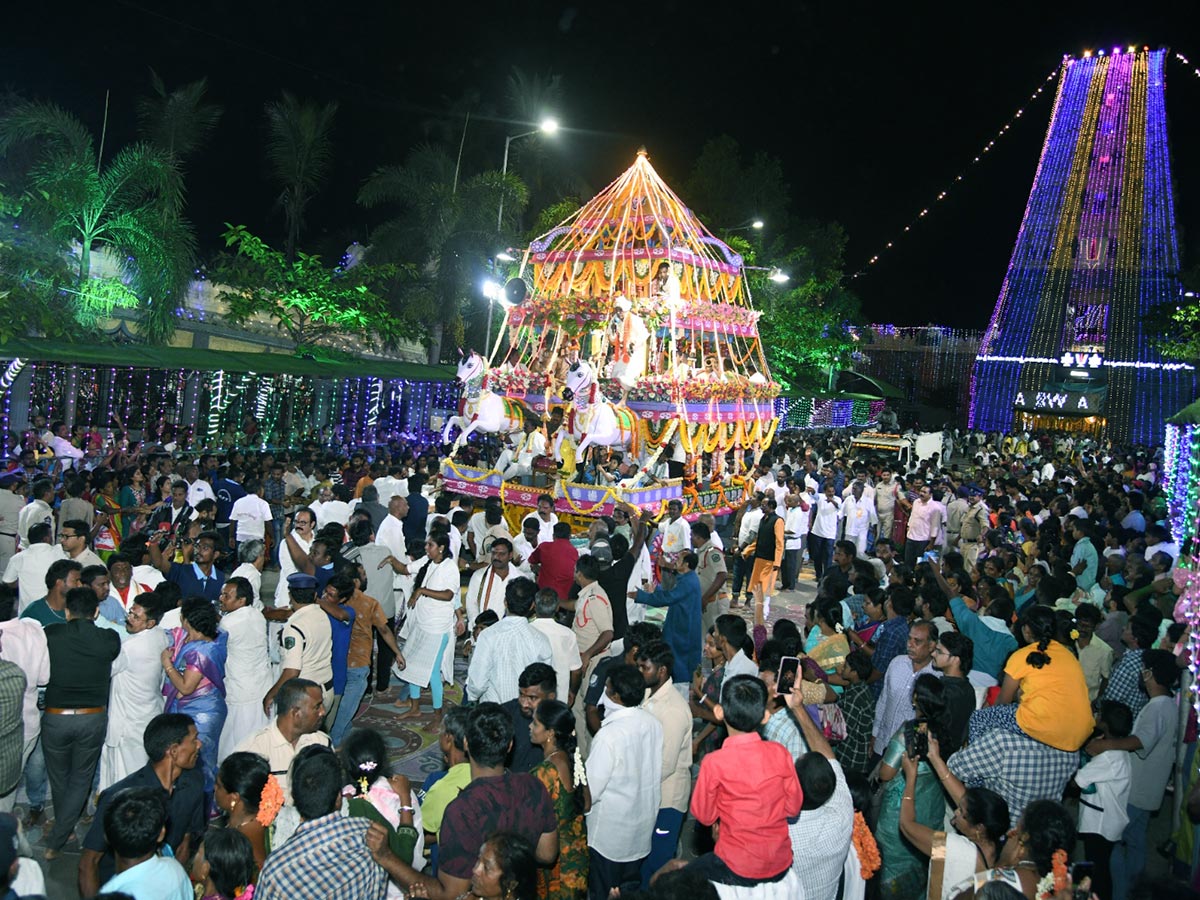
969;47;1197;444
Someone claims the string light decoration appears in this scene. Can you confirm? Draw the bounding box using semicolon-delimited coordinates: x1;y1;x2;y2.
970;49;1197;444
852;326;982;417
0;358;26;438
775;396;885;430
1164;417;1200;713
850;61;1064;280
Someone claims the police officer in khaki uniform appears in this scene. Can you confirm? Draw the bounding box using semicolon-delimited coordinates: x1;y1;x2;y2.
0;473;26;572
958;488;991;568
261;573;334;714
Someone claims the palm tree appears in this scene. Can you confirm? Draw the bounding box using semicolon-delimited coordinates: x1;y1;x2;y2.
137;70;223;162
263;93;337;262
0;100;196;343
359;144;528;364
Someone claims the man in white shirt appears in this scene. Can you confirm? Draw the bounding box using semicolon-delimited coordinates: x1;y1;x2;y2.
506;511;536;564
47;422;84;470
533;494;558;545
504;420;547;482
872;620;941;755
529;587;583;702
463;539;520;630
372;466;408;506
716;613;758;679
227;539;265;608
659;499;691;562
229;480;273;545
0;617;49;813
3;522;65;612
782;489;811;591
274;508;315;610
99;593;169;792
217;577;272;761
17;479;56;548
375;496;409;559
784;685;855;900
466;578;553;705
808;483;843;581
182;465;216;510
585;663;662;898
636;640;692;884
841;482;878;557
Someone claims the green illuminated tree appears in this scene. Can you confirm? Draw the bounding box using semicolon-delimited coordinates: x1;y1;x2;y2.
358;144;528;363
216;224;417;352
0;100;196;343
264;93;337;263
757;223;863;391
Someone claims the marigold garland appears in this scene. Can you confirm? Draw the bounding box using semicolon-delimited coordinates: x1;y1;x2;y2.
256;774;284;827
852;811;880;879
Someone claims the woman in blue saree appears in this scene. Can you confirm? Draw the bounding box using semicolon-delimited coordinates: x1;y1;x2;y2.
161;596;228;801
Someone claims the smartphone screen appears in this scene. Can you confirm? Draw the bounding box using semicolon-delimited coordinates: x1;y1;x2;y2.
777;656;800;696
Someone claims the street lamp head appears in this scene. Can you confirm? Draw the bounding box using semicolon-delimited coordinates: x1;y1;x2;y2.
768;269;790;284
540;118;559;135
481;279;503;300
752;220;764;230
496;251;516;262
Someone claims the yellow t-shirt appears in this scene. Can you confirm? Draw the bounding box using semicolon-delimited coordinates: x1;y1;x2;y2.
1005;639;1094;751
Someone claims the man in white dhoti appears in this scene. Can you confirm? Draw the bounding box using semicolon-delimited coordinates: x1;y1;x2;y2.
609;294;649;401
502;419;546;482
217;576;271;762
100;594;169;791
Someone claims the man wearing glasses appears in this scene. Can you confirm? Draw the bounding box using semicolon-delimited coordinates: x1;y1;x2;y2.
59;519;104;570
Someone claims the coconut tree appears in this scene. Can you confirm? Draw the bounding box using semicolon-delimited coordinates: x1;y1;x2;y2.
137;71;223;162
359;143;528;363
0;100;196;343
263;93;337;262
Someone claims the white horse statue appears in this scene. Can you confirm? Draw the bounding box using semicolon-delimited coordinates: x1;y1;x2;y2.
442;351;525;451
556;359;637;458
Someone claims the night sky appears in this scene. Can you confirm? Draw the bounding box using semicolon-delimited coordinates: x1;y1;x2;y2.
5;2;1200;329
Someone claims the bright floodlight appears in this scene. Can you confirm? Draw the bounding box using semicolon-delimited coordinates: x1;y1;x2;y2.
752;220;765;229
481;279;502;300
540;118;559;134
496;252;516;262
769;269;790;283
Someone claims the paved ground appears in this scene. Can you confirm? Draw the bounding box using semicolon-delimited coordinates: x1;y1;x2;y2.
21;563;1183;896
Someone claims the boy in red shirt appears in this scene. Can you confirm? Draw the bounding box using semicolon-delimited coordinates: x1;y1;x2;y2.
683;674;805;896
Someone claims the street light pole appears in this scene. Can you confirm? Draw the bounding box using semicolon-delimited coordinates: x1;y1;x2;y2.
497;118;558;232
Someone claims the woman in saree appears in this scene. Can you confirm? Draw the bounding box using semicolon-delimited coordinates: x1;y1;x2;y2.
529;699;588;899
162;595;229;800
117;466;152;539
93;468;133;557
898;737;1010;900
809;599;851;691
876;673;953;899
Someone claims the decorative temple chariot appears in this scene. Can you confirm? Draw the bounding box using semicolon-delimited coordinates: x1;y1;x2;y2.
441;151;780;519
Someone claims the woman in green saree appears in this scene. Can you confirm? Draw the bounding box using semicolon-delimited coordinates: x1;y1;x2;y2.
876;673;953;899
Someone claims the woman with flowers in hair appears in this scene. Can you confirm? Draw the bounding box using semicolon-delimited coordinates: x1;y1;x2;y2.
809;599;851;687
528;698;589;899
340;727;424;897
211;751;272;869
